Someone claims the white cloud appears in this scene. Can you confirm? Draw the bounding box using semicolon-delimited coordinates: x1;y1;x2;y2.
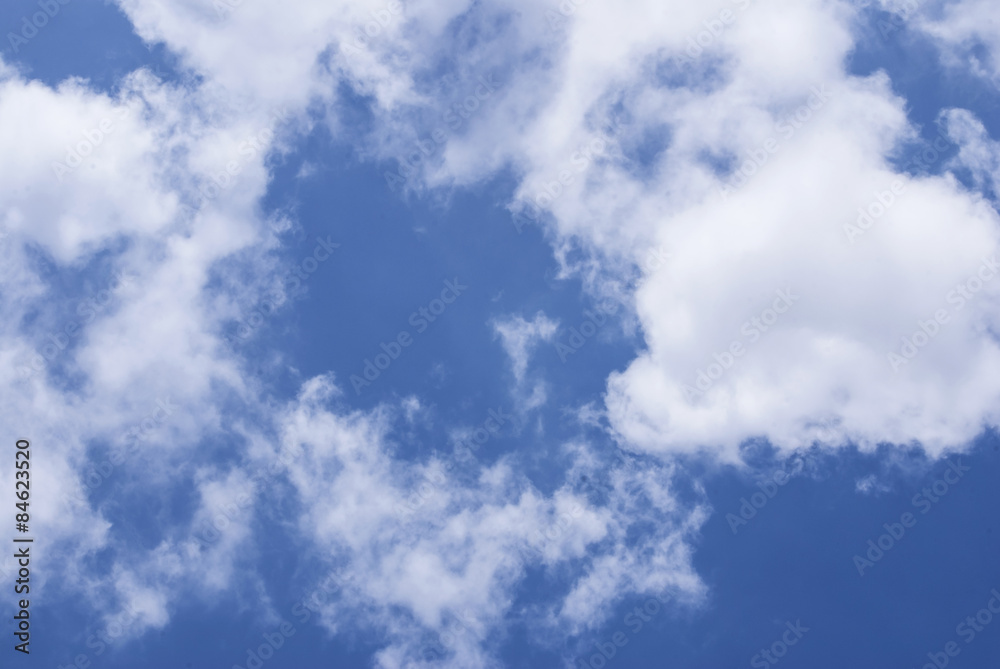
605;74;1000;459
3;0;999;663
855;474;892;495
286;0;1000;461
915;0;1000;82
274;376;707;667
492;311;559;383
942;107;1000;195
0;52;299;642
492;311;560;414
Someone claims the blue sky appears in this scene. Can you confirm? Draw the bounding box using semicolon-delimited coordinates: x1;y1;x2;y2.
2;1;1000;668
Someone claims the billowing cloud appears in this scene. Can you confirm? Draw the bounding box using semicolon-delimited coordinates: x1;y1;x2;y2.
261;0;1000;461
0;54;294;640
1;0;998;665
273;376;707;667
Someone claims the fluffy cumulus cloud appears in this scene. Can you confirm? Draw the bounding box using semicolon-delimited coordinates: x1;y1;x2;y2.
1;0;998;664
0;49;296;639
605;80;1000;459
269;0;1000;461
0;35;707;658
174;0;999;462
273;376;706;667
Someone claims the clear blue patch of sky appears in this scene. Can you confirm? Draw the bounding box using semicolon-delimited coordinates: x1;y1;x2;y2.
1;0;181;93
549;436;1000;669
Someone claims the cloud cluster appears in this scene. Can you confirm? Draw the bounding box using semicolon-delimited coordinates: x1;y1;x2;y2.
274;376;707;667
1;0;998;664
269;0;1000;460
0;53;297;641
915;0;1000;82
